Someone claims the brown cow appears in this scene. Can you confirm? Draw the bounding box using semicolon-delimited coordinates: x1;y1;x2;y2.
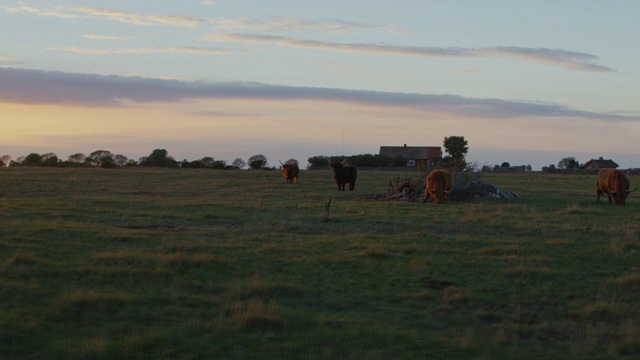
422;169;452;204
596;168;636;206
280;162;299;184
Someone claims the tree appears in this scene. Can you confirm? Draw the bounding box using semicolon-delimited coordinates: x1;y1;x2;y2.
307;156;330;169
88;150;114;167
501;162;511;168
68;153;87;165
211;160;227;169
248;154;267;169
1;155;11;166
140;149;178;168
232;158;246;169
41;153;59;167
200;157;215;168
114;154;130;167
558;157;580;170
443;136;468;160
23;153;43;166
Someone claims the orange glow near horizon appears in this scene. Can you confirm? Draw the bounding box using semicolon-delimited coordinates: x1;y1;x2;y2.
3;99;640;167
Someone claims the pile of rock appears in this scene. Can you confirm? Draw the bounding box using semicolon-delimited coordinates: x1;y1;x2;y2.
374;178;518;202
448;180;518;202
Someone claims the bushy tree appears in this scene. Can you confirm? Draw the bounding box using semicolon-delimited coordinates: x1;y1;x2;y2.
442;136;469;170
443;136;468;160
211;160;227;169
88;150;114;168
140;149;178;168
68;153;87;166
23;153;43;166
558;157;580;170
114;154;130;167
41;153;59;167
200;157;215;168
307;156;330;169
232;158;246;169
248;154;267;169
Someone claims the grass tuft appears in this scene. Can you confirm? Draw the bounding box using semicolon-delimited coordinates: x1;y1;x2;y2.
219;299;286;331
52;289;134;321
3;252;44;271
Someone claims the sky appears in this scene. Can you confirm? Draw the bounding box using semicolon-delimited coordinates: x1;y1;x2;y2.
1;1;639;170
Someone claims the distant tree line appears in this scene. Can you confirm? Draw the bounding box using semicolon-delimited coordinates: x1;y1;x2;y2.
1;136;473;171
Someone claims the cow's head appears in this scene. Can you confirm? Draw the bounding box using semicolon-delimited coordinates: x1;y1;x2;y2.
611;185;638;206
329;161;344;171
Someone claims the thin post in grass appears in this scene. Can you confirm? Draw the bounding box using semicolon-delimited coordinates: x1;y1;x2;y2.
324;197;332;222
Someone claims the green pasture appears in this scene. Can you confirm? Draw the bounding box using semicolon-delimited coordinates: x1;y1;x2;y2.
1;168;639;359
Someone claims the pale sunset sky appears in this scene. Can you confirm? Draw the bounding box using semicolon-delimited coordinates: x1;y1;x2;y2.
1;1;639;169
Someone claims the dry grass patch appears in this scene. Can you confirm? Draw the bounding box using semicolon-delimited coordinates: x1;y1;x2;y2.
503;264;557;278
222;275;304;303
53;289;134;321
361;244;393;259
2;252;46;271
478;244;522;257
89;248;219;271
218;298;285;331
609;226;640;254
610;273;640;293
569;301;632;323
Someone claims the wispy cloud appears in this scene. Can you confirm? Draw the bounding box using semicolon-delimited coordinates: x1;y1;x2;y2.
1;4;207;27
0;4;76;18
73;6;207;27
1;4;397;34
1;68;633;123
478;46;614;72
51;46;232;55
206;33;614;72
81;34;133;41
0;55;20;64
192;110;265;117
213;17;383;33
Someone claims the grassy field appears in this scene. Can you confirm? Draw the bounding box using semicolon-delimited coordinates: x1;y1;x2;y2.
1;167;639;359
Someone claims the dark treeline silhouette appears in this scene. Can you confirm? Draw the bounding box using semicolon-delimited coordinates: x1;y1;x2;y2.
2;149;480;171
3;149;415;170
307;154;407;169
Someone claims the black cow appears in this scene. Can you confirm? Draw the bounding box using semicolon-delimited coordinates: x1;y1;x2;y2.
330;162;357;191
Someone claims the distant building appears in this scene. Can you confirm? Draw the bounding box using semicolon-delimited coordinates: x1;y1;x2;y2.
582;157;619;169
379;144;442;167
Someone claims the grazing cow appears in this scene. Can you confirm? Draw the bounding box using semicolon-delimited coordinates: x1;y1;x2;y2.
329;162;357;191
422;169;453;204
280;162;299;184
596;168;637;206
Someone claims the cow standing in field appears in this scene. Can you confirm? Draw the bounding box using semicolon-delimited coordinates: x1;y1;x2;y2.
422;169;452;204
596;168;637;206
329;162;357;191
280;162;300;184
